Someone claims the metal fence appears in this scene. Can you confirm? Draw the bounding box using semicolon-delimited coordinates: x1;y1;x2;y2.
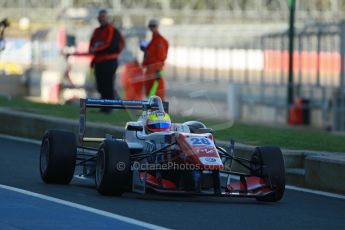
164;22;344;87
261;22;342;88
161;21;345;131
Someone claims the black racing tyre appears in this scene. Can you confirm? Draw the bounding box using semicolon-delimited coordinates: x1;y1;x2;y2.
250;146;285;202
95;140;130;196
40;129;77;184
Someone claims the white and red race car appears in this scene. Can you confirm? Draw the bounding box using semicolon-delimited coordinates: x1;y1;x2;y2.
39;96;285;202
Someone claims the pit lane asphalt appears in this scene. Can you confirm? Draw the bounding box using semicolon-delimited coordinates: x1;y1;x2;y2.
1;136;345;230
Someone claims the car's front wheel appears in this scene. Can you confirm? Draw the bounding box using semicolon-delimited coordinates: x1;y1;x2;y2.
39;129;76;184
95;140;130;196
251;146;285;202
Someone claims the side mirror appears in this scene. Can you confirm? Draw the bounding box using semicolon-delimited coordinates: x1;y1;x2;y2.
126;124;143;132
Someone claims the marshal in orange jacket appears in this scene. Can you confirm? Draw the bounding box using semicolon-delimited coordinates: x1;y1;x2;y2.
89;24;125;64
142;31;169;70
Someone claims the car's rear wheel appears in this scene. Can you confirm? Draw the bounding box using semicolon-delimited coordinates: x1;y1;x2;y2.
40;129;76;184
250;146;285;202
95;140;130;196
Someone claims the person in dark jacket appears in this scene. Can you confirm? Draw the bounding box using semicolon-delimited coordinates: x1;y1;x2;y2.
89;9;124;112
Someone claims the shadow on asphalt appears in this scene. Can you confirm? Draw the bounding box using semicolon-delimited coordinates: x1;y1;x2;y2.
122;193;280;205
27;176;285;206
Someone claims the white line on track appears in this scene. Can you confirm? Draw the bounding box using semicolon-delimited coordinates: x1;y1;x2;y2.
1;134;345;201
0;184;169;230
0;134;41;145
286;185;345;200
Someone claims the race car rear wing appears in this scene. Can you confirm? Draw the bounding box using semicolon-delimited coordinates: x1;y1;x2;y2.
83;98;169;111
79;98;169;143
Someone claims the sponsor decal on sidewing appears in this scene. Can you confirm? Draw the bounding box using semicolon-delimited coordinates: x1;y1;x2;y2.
199;157;222;165
193;146;217;155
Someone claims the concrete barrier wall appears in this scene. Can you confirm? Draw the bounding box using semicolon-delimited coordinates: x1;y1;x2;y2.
305;154;345;193
0;108;124;141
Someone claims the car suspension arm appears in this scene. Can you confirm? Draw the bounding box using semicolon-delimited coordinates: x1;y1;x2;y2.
130;142;177;162
76;156;97;166
216;146;253;171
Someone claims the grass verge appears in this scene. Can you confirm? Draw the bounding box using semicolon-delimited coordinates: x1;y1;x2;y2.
0;96;344;152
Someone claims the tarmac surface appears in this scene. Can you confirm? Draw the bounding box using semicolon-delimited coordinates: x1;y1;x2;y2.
1;136;345;230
